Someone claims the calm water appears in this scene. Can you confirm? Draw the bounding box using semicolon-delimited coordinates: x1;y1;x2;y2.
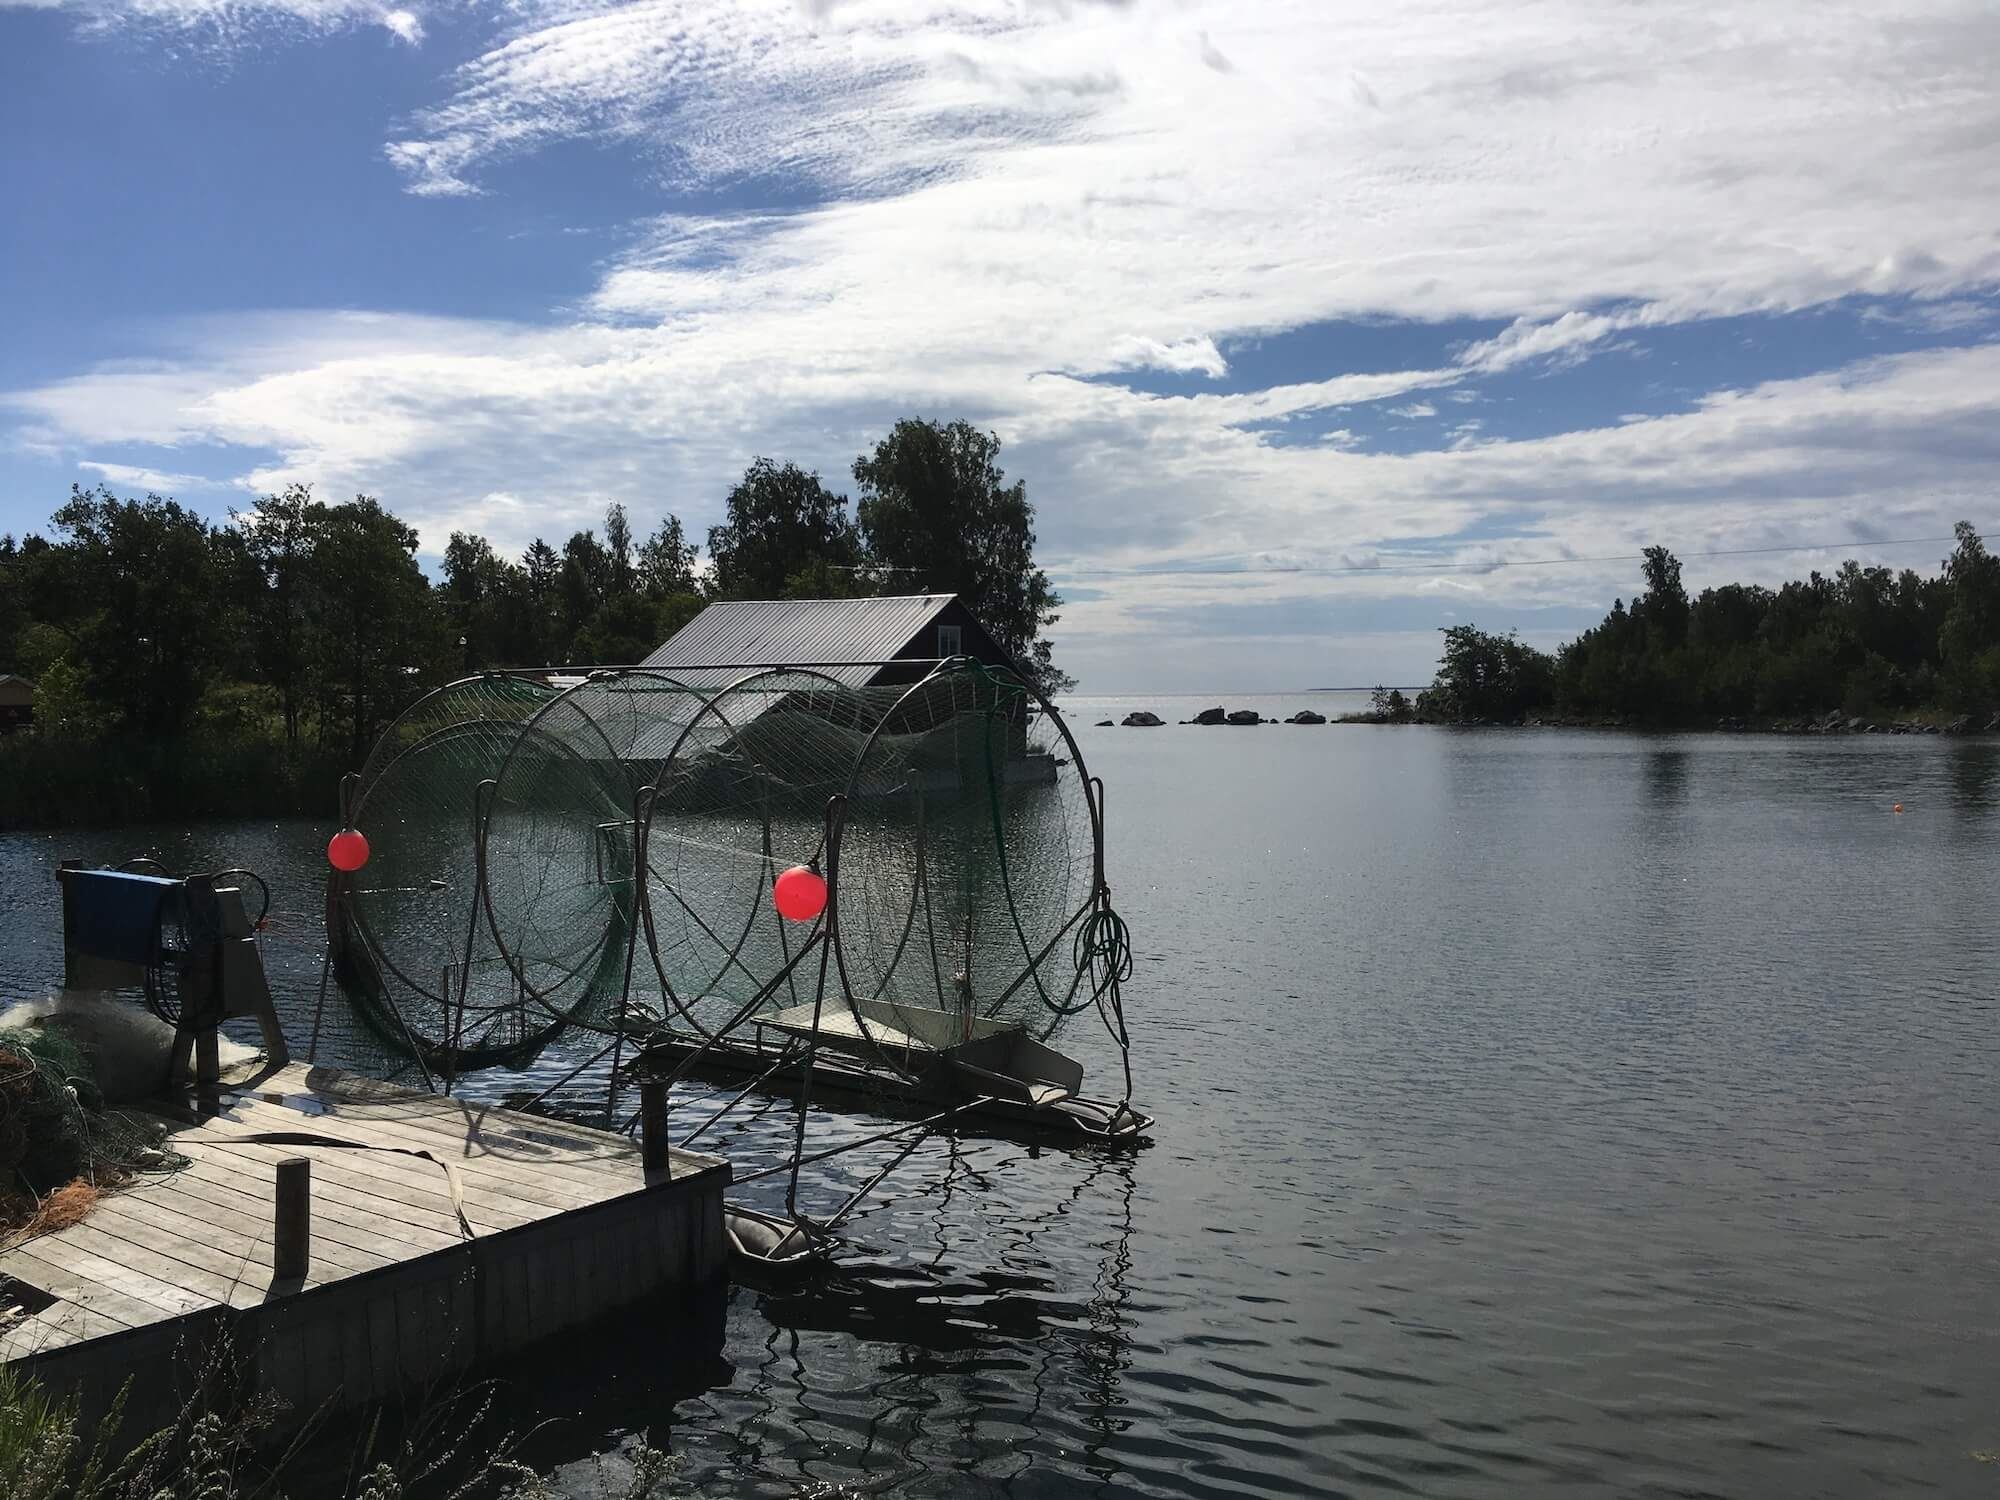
4;702;1998;1498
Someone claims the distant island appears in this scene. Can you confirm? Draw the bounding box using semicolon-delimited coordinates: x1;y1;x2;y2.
1340;527;2000;732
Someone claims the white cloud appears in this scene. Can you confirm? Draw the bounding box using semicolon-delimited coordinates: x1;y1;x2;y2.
1389;402;1438;419
1100;336;1228;379
10;0;2000;685
13;0;433;41
75;459;215;493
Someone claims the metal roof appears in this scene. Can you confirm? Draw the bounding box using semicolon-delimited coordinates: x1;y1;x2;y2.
639;595;959;688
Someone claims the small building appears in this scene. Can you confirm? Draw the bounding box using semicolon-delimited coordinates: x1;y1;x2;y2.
640;594;1014;690
0;675;34;732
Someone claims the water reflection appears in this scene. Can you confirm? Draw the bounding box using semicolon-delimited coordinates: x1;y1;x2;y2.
1947;740;2000;815
8;720;2000;1498
662;1151;1139;1498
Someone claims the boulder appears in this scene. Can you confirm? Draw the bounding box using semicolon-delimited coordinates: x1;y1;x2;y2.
1121;710;1164;727
1226;709;1262;726
1094;719;1114;727
1192;706;1228;726
1846;715;1867;732
1286;710;1327;725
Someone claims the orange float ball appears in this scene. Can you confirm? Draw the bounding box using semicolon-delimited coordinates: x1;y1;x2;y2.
328;828;371;871
773;865;827;922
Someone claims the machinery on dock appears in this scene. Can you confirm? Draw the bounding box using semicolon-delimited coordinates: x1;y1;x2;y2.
321;654;1146;1273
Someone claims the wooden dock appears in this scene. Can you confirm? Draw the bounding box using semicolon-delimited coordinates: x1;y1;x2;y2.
0;1061;729;1429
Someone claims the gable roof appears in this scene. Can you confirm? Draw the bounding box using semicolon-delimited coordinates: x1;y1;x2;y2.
640;595;960;688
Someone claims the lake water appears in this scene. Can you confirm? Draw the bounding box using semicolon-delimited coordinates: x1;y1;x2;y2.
3;703;1998;1497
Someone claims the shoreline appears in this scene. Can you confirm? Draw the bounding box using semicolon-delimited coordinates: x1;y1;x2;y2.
1090;704;2000;736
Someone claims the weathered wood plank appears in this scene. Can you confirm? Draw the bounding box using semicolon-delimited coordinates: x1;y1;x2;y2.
1;1246;162;1329
216;1096;619;1210
107;1185;388;1280
126;1173;401;1274
170;1150;472;1250
16;1234;212;1318
188;1134;532;1236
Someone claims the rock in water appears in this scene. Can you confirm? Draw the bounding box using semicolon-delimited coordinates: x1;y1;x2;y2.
1095;719;1114;726
1192;706;1227;726
1286;710;1326;725
1226;709;1262;725
1121;710;1164;727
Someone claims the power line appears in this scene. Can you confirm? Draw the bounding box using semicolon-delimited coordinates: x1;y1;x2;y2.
1050;530;1991;581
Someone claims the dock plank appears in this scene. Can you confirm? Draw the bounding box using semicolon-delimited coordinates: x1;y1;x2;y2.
213;1095;616;1211
0;1059;729;1422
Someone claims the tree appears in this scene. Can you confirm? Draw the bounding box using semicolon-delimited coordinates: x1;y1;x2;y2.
558;530;612;658
604;503;635;598
521;539;564;663
440;531;525;670
706;459;861;599
47;485;238;736
853;418;1071;692
1636;545;1689;649
1938;522;2000;711
637;515;699;599
238;484;320;745
308;497;446;759
1418;624;1555;722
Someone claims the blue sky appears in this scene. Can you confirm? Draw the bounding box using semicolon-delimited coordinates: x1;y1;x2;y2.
4;0;1999;690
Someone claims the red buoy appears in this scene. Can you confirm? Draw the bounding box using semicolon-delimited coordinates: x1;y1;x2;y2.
772;864;827;923
327;828;370;872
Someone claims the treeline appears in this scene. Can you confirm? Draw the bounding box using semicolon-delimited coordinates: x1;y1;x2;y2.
1411;524;2000;726
0;417;1064;825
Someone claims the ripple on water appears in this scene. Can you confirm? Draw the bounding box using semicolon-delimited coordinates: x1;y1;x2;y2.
2;729;1999;1495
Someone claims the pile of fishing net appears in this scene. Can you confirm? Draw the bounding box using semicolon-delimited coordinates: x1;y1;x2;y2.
0;1001;186;1245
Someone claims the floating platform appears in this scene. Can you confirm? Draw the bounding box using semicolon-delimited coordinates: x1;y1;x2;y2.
0;1061;729;1431
645;1026;1151;1146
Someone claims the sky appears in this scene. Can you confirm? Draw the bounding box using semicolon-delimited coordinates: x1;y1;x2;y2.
3;0;1998;692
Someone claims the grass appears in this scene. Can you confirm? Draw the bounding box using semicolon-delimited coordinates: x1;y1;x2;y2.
0;1337;687;1500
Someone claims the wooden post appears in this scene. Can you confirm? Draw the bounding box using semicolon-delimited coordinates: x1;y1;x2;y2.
640;1077;670;1177
274;1157;310;1279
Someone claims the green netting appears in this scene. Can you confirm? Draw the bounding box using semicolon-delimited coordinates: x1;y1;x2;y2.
485;672;709;1036
640;670;890;1040
332;676;607;1076
829;663;1101;1070
0;1026;182;1199
327;661;1117;1087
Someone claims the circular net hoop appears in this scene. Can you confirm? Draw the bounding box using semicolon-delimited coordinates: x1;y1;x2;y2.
638;669;885;1039
831;661;1103;1075
336;676;607;1073
483;671;712;1036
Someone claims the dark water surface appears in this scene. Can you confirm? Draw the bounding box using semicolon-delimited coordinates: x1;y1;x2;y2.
4;709;1998;1497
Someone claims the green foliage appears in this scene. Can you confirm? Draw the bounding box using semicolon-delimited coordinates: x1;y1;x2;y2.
43;485;243;736
1368;685;1414;721
0;410;1072;826
1418;625;1556;722
1440;526;1999;727
706;458;862;599
853;418;1072;693
637;515;699;599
